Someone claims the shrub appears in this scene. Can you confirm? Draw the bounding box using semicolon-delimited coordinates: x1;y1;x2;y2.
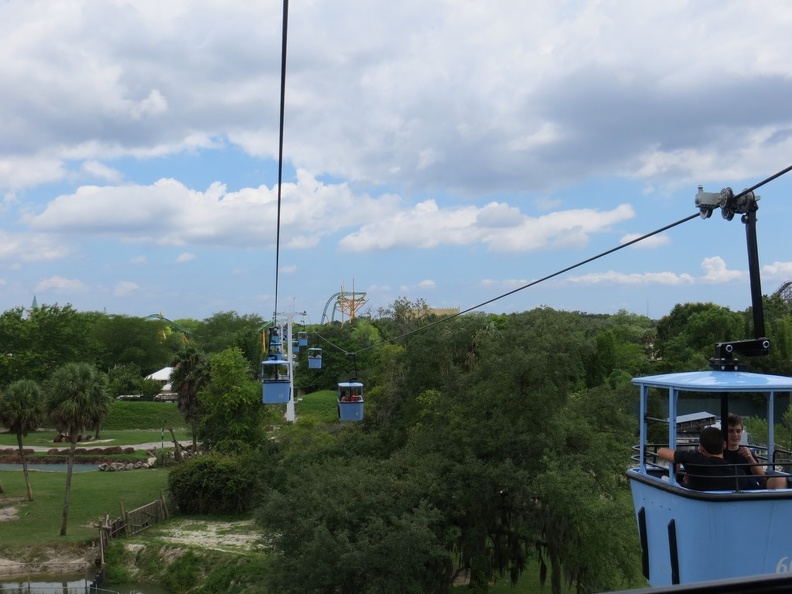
168;452;258;515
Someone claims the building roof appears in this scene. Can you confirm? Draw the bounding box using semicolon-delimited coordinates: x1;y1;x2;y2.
146;366;173;381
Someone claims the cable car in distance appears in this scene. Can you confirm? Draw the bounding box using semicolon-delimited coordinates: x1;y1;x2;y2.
337;381;363;421
262;359;291;404
307;347;322;369
298;330;308;348
267;326;283;360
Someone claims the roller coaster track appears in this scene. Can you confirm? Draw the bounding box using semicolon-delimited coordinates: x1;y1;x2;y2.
144;313;190;343
321;291;368;325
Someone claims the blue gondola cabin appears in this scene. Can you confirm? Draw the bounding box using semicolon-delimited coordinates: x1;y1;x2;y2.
308;347;322;369
262;359;291;404
298;331;308;348
628;370;792;587
337;381;363;421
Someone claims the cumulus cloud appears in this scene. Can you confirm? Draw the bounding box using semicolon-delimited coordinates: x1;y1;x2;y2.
339;202;635;253
481;278;530;290
0;1;791;194
620;232;671;249
114;281;138;296
35;275;86;292
176;252;195;263
1;1;791;318
81;160;123;182
0;230;69;261
567;270;696;286
565;257;745;287
27;170;401;249
699;256;745;283
762;261;792;280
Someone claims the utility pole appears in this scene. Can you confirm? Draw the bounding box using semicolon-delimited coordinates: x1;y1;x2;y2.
273;309;306;422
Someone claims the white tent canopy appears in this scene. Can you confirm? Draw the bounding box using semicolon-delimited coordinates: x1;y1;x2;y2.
146;366;173;382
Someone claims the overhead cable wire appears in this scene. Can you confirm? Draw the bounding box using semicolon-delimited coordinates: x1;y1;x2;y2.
312;331;357;356
349;162;792;354
340;160;792;354
350;211;699;352
271;0;290;321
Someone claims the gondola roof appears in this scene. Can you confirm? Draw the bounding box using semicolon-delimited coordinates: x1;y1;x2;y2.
633;370;792;392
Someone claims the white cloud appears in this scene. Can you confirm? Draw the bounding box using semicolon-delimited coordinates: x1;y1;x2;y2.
81;160;123;182
567;270;696;286
481;278;530;289
565;257;746;287
418;279;435;289
762;261;792;280
340;201;635;253
27;170;401;249
620;232;671;249
129;89;168;119
476;203;523;228
176;252;195;263
0;230;69;261
114;281;138;296
35;275;86;292
1;1;792;319
1;1;791;194
0;157;67;190
699;256;745;283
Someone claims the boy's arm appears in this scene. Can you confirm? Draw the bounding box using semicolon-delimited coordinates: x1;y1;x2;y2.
657;447;676;462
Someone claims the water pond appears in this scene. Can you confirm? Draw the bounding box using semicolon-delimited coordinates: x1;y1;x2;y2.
0;574;171;593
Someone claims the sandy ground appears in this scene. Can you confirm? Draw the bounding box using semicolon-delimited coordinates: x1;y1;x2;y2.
147;518;263;553
0;492;262;575
0;514;261;577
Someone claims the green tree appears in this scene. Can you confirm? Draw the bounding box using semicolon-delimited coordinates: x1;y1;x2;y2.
47;362;111;536
170;347;210;452
28;304;99;378
197;347;266;453
0;304;99;383
190;311;266;367
258;456;451;594
0;379;46;501
380;307;638;592
91;314;174;374
655;303;742;371
106;364;161;400
0;307;31;387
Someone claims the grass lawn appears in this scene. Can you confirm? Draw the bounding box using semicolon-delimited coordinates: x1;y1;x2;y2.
0;467;171;549
295;389;339;424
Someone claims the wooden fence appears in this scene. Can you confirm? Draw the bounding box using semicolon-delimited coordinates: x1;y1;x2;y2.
94;493;170;588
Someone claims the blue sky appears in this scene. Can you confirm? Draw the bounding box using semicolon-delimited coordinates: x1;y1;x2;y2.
2;1;792;324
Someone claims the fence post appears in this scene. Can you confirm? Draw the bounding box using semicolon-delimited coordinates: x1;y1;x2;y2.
120;501;129;536
160;490;169;519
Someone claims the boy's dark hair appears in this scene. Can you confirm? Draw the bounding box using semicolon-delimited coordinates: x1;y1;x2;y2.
727;413;743;428
700;426;724;455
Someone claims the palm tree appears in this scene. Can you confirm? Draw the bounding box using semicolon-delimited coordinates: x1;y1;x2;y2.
47;362;111;536
170;347;209;452
0;380;46;501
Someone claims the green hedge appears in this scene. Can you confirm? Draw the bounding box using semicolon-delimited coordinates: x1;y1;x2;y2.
168;452;258;515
